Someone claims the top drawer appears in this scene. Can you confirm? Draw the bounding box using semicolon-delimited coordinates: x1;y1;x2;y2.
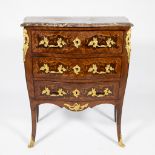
31;30;123;55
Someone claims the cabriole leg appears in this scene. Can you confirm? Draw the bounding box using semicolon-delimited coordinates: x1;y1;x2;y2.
116;104;125;148
28;105;37;148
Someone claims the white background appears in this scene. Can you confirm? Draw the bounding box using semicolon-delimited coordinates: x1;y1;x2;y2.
0;0;155;155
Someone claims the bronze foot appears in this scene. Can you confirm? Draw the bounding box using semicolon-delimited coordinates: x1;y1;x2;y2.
118;137;125;148
28;137;35;148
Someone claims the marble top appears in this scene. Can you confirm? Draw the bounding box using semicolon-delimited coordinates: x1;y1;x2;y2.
21;16;133;27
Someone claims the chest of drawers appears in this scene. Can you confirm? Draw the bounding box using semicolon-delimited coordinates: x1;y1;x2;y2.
21;17;133;148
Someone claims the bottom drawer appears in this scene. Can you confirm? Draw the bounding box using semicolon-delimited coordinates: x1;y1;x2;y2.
34;81;119;101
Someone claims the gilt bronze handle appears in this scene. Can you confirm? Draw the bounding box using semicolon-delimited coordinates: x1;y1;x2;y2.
40;64;67;74
42;87;67;97
88;37;115;48
88;64;114;74
87;88;112;97
39;37;66;48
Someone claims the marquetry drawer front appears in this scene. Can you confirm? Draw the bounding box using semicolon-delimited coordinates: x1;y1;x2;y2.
31;30;123;54
33;57;121;80
34;81;119;100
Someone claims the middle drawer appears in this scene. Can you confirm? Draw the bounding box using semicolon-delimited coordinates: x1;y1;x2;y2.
33;57;122;80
